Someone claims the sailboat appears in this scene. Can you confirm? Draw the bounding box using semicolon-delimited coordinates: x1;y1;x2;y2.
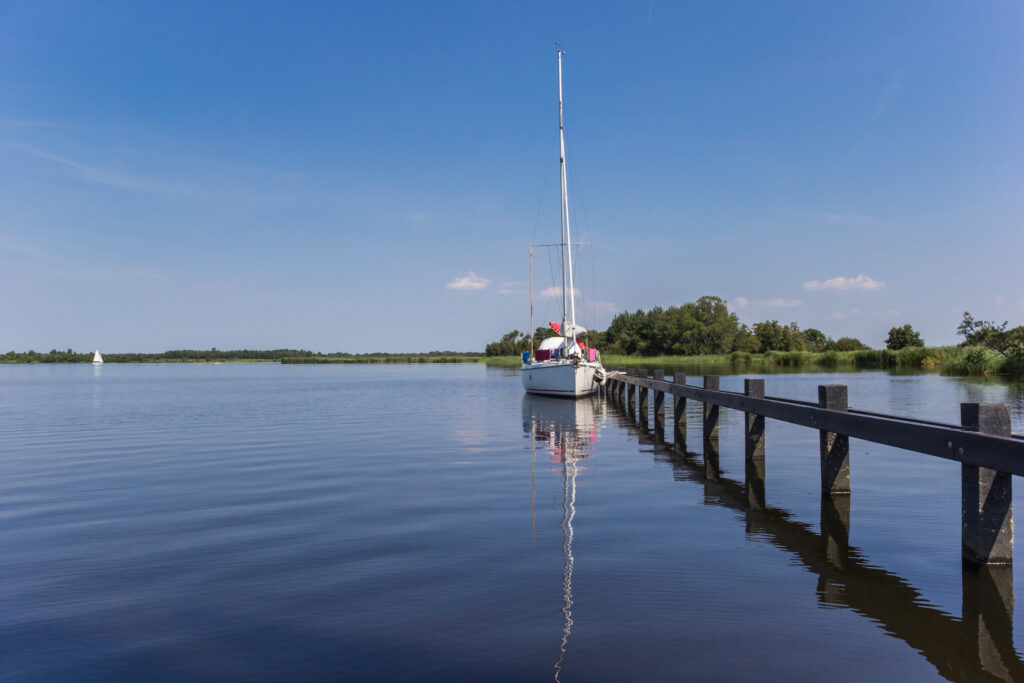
521;48;606;398
92;350;103;365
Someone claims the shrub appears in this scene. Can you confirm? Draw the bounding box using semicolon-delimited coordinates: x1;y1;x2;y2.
852;349;885;367
729;351;752;365
885;324;924;350
817;351;842;367
832;337;870;352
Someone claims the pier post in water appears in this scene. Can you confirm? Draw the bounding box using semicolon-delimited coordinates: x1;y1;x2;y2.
626;369;636;415
653;370;665;441
673;373;687;451
962;565;1015;676
744;379;766;510
821;495;851;568
618;370;626;403
961;403;1013;566
744;379;765;461
817;385;850;495
702;376;720;442
637;369;649;424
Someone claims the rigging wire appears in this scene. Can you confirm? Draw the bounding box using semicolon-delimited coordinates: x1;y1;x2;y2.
530;125;560;247
564;126;599;333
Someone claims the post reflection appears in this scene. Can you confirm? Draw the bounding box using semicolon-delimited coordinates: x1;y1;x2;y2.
613;417;1023;682
522;395;604;682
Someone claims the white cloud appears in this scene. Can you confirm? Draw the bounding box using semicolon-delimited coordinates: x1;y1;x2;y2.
803;274;885;291
733;296;801;309
540;285;580;298
498;281;527;295
445;271;490;291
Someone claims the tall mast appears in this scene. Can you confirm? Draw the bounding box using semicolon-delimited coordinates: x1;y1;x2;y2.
556;48;577;339
529;244;535;357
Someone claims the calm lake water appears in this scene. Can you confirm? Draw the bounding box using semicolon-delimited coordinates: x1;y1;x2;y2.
3;363;1024;681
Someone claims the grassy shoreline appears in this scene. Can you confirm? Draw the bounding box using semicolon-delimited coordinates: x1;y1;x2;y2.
4;347;1014;376
485;346;1017;376
280;356;481;364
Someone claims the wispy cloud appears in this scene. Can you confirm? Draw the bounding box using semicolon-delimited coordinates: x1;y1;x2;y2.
827;308;861;320
540;285;580;298
733;296;802;309
872;82;902;121
445;271;490;291
804;274;885;291
589;300;619;314
498;281;527;295
0;118;71;129
5;142;185;194
0;238;50;260
823;212;882;226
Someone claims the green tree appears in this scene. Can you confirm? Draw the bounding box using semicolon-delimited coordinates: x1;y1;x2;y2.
733;324;760;353
957;312;1024;373
753;320;795;352
885;324;924;350
831;337;869;352
802;328;830;353
485;330;528;356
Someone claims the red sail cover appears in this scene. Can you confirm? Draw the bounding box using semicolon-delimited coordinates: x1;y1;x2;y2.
549;321;561;335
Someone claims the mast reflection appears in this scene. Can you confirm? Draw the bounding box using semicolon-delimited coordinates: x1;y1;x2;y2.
522;395;604;682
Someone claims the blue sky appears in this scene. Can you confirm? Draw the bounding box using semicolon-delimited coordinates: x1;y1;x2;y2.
2;1;1022;352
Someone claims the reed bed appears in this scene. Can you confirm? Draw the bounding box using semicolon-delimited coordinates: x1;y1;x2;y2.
487;346;1018;377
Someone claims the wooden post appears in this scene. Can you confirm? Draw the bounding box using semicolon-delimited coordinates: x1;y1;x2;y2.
703;375;720;442
617;369;625;403
653;370;665;441
818;385;850;495
744;378;766;510
626;369;636;414
744;379;765;461
638;369;648;424
673;373;687;451
962;403;1013;566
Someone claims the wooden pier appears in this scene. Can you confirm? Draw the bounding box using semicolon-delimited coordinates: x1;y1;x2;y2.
600;370;1023;567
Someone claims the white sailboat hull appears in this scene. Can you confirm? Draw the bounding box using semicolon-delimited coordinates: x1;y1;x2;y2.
521;361;600;398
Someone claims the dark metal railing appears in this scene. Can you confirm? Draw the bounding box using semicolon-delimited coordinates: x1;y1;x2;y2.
600;368;1020;567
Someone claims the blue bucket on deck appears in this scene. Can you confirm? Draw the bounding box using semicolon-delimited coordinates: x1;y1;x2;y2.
522;351;530;364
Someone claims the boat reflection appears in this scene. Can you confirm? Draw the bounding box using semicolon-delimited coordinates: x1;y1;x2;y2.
522;394;603;467
522;395;605;682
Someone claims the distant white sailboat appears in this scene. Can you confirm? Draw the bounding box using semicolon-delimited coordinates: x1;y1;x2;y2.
92;350;103;365
521;48;606;398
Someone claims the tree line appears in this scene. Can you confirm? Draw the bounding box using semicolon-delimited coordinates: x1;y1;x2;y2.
487;296;930;357
2;348;484;363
